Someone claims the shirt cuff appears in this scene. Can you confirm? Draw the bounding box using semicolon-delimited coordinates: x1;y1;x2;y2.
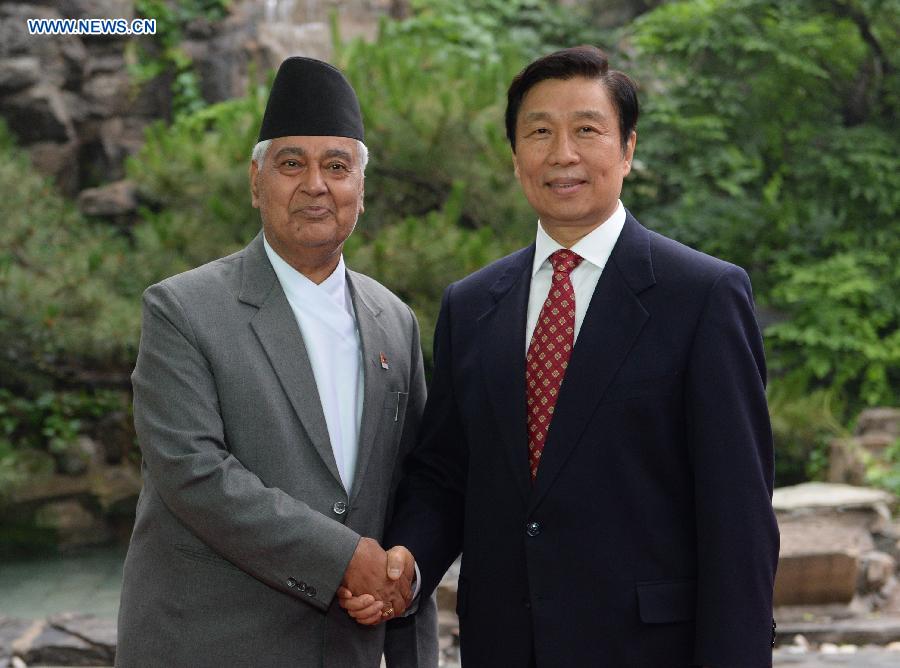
412;561;422;599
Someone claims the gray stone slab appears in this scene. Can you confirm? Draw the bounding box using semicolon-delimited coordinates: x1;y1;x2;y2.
49;613;116;651
776;616;900;647
774;648;900;667
774;483;895;513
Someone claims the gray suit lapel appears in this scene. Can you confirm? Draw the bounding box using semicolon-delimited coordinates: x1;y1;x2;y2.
346;271;391;504
239;232;343;489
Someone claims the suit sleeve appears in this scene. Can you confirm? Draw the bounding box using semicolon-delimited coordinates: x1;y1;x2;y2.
685;266;779;667
384;305;440;668
131;282;360;611
386;284;468;599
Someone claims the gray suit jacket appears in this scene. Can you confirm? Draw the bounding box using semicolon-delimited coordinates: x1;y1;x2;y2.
116;232;438;668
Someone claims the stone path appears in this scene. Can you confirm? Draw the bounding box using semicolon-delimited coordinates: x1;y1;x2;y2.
3;549;900;666
773;647;900;666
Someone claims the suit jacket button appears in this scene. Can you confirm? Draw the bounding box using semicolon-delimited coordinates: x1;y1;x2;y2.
333;501;347;515
297;581;307;593
306;586;317;598
526;522;540;537
286;577;297;588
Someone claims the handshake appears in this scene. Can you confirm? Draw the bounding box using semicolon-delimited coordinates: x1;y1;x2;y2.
338;537;417;624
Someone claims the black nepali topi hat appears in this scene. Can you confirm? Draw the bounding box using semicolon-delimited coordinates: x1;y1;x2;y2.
257;56;364;143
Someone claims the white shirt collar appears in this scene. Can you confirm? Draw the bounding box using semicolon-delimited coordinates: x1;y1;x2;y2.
262;233;351;315
531;200;626;277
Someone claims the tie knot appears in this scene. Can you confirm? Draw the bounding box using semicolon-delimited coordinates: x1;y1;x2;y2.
550;249;583;276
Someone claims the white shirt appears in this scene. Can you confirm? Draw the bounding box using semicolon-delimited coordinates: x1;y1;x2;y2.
526;200;627;353
263;236;363;495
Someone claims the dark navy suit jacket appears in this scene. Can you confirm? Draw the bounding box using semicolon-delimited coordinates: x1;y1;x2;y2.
388;213;779;667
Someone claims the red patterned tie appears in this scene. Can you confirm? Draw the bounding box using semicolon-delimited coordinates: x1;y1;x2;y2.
526;249;584;482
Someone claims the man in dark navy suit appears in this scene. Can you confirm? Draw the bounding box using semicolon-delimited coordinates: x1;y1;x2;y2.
341;45;779;667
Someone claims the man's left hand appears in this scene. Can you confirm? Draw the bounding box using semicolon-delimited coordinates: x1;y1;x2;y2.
338;546;415;625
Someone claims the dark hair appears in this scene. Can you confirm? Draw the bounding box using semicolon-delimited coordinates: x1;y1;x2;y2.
505;45;639;153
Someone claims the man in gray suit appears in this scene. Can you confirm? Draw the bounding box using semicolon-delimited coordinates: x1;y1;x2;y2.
116;57;438;668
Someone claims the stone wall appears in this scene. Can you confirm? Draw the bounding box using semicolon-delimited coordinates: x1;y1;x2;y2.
0;0;393;209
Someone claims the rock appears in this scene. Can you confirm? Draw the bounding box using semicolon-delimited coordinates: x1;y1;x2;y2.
860;551;897;593
27;140;82;195
0;5;61;58
85;52;126;77
12;618;113;666
775;551;860;606
774;482;895;533
774;486;892;607
33;499;112;549
94;409;136;464
0;618;35;660
77;179;137;218
57;0;135;21
75;116;147;185
10;472;92;505
0;57;41;93
90;463;142;516
829;437;867;486
775;616;900;647
55;435;100;476
48;613;116;657
880;577;900;614
0;5;87;86
0;84;76;143
856;408;900;437
255;22;333;71
82;71;131;117
192;30;252;104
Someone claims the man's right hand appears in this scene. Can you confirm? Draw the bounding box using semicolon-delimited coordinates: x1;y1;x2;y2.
338;544;416;625
340;539;413;622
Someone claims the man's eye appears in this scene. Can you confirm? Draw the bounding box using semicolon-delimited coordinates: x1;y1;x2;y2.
328;163;348;171
579;126;597;134
532;128;550;136
283;160;300;168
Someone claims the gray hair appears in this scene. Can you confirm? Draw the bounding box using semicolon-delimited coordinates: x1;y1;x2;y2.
251;139;369;172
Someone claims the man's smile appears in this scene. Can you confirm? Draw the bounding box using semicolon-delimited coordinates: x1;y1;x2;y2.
546;177;588;194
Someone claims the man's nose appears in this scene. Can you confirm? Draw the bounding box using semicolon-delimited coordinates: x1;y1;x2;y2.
549;133;579;166
301;164;328;196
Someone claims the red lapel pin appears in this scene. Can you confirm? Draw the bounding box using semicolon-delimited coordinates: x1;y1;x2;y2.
379;352;389;370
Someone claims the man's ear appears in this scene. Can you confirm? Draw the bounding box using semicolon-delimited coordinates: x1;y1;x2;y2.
622;130;637;177
511;150;520;181
249;160;260;208
358;180;365;215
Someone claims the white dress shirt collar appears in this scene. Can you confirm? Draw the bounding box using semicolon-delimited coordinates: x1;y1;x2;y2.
531;199;626;276
262;235;352;317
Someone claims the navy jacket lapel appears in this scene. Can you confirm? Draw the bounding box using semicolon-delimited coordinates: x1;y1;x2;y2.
477;245;535;505
528;214;656;511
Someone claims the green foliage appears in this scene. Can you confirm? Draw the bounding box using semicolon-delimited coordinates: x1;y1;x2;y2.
767;381;846;485
766;252;899;406
346;183;516;361
0;389;126;498
390;0;597;62
0;122;138;390
123;90;266;291
2;0;897;488
627;0;900;416
864;437;900;497
335;13;536;242
130;0;231;116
